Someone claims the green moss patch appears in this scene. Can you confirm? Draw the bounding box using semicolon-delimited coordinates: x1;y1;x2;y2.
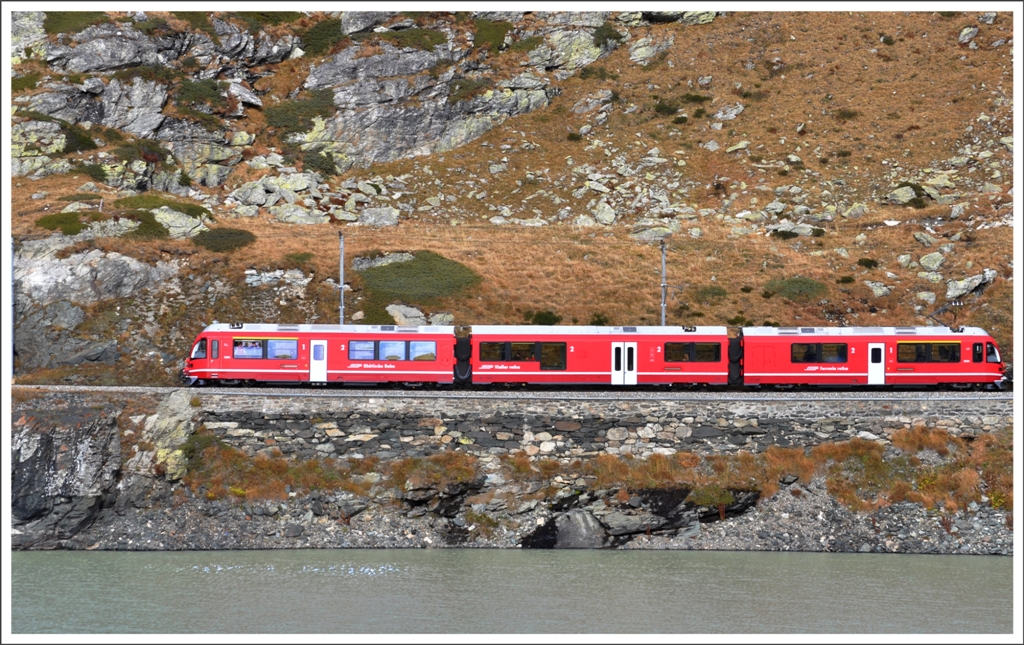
192;228;257;252
113;194;211;219
356;250;480;324
43;12;109;35
474;19;512;54
763;277;828;302
233;12;304;33
36;212;85;235
300;18;344;56
120;210;170;239
265;89;336;136
12;72;41;93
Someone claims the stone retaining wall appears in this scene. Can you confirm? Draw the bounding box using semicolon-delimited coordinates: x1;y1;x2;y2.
197;395;1013;462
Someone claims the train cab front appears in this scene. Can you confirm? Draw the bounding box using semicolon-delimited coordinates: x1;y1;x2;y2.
983;336;1009;389
182;336;209;386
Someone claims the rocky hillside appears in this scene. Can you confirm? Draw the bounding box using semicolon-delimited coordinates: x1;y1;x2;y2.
10;10;1014;384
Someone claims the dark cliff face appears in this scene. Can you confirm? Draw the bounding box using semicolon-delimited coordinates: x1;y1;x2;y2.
11;407;122;548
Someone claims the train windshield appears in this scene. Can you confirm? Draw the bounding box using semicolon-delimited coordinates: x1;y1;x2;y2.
986;342;1000;363
191;338;207;359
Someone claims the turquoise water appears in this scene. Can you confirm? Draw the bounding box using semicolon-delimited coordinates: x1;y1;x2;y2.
10;549;1014;634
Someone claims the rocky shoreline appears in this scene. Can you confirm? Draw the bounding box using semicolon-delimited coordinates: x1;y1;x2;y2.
17;474;1011;556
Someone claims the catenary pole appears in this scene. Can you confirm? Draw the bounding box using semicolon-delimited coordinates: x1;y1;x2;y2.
344;232;348;325
661;239;667;326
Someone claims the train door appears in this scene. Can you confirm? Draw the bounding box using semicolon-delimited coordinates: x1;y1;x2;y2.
310;340;328;382
868;343;885;385
611;342;637;385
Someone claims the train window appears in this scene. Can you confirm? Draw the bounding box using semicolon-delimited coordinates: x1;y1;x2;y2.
379;340;407;361
233;339;264;359
694;343;721;362
268;339;298;360
664;343;691;362
539;343;566;370
871;347;882;363
932;343;960;363
410;341;437;361
791;343;818;363
313;344;325;361
349;340;375;360
191;339;207;359
897;343;929;363
987;342;1000;363
973;343;984;363
820;343;848;363
211;340;219;359
480;342;504;361
510;342;536;361
614;346;622;372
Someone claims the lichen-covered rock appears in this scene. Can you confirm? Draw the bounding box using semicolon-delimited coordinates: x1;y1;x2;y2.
269;204;329;225
919;252;946;272
358;206;400;227
12;11;46;62
887;186;917;205
865;281;892;298
101;78;168;138
151;206;209;238
386;304;427;326
529;30;604;70
50;23;163;73
946;269;997;300
341;12;396;35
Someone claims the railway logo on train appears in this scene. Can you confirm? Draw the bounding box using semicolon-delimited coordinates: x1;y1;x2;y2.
182;323;1008;389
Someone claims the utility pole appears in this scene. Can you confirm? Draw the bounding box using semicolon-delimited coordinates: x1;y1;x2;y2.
344;232;348;325
660;239;667;326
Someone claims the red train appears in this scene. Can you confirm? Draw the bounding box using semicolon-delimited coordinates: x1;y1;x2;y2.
182;323;1008;389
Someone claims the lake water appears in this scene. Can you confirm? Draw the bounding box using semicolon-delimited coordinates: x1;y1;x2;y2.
10;550;1014;634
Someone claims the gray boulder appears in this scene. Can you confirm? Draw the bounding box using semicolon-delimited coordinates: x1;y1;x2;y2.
101;79;168;138
946;269;997;300
269;204;329;225
51;23;162;72
529;30;604;70
358;207;400;227
353;252;414;271
886;186;917;205
11;408;121;548
865;281;892;298
151;206;210;238
919;252;946;272
341;12;396;35
554;510;607;548
386;305;427;327
600;510;666;536
12;11;46;60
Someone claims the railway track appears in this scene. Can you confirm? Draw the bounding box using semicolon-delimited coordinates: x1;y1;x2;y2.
11;383;1014;403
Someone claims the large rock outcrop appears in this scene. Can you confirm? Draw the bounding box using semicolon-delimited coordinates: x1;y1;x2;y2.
11;408;122;548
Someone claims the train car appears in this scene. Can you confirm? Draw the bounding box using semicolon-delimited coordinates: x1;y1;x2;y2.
740;325;1005;387
465;325;732;386
183;323;456;386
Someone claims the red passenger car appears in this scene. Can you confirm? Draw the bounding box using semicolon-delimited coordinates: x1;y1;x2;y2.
183;323;456;385
740;325;1005;387
466;325;731;386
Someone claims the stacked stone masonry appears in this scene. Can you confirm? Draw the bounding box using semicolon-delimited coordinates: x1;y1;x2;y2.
199;395;1013;462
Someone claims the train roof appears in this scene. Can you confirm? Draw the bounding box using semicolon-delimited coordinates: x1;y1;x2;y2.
469;325;728;335
741;325;991;337
202;323;455;334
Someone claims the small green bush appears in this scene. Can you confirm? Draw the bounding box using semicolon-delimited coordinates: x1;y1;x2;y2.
36;212;84;235
681;93;712;104
777;169;789;176
726;315;749;325
654;99;679;115
172;12;220;45
373;28;446;51
181;56;199;69
811;227;825;237
193;228;257;252
771;230;799;240
134;17;171;35
694;285;728;304
177;79;226;108
740;286;753;293
837;275;855;284
43;12;109;35
121;210;170;239
592;21;624;48
836;149;851;158
508;36;543;53
907;197;928;209
233;12;304;32
761;290;775;299
835;108;862;121
265;89;336;135
474;19;512;54
177;107;222;132
857;258;879;269
529;310;563;325
881;35;895;46
693;108;707;119
672;115;688;125
579;66;618;81
566;132;583;142
448;78;492;104
763;277;828;302
102;127;124;144
589;312;610;326
113;65;181;84
113;194;211;219
12;73;41;93
76;164;108;183
300;18;344;56
302;149;337;176
178;172;193;187
112;139;167;165
686;485;735;507
60;122;98;154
